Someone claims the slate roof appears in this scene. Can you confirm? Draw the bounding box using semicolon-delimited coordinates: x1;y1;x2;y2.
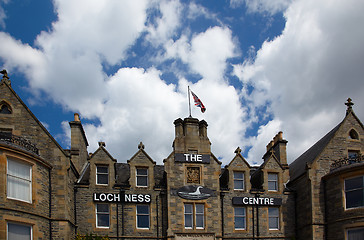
289;121;342;182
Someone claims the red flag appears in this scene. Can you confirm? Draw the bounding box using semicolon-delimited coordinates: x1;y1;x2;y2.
190;91;206;113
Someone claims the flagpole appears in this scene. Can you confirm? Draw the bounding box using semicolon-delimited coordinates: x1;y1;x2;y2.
188;86;192;117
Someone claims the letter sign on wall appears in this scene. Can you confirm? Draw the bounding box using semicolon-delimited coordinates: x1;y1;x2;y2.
232;197;282;206
93;193;151;203
175;153;210;163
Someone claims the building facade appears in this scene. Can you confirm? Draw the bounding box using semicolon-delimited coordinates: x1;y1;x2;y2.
0;72;363;240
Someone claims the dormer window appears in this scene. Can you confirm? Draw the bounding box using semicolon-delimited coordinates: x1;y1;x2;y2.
268;173;278;191
96;166;108;185
349;129;359;140
136;168;148;187
233;171;245;190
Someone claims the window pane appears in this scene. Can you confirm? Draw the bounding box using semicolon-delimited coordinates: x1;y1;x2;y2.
137;168;148;175
235;207;245;216
97;204;109;212
137;176;147;186
185;214;193;228
346;190;364;208
137;205;149;214
348;228;364;240
345;176;363;191
268;181;277;191
97;214;109;227
196;214;204;228
195;204;204;214
97;166;108;173
268;173;278;181
97;174;108;185
185;204;193;213
8;223;31;240
8;160;31;180
234;172;244;179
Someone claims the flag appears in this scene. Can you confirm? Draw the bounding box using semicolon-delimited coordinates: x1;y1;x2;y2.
190;91;206;113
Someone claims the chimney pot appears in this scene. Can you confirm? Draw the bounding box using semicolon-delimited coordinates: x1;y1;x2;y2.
74;113;80;122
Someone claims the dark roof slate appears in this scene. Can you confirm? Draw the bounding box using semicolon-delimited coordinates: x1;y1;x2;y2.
289;121;342;182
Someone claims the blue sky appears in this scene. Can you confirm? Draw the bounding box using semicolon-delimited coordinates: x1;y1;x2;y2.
1;0;364;166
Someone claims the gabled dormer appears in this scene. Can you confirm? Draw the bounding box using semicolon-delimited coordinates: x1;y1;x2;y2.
221;147;251;192
88;142;117;188
251;132;290;193
127;142;156;190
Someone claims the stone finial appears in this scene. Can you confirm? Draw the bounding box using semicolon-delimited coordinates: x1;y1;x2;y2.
138;142;145;149
345;98;354;115
1;69;11;86
74;113;80;122
235;147;241;155
98;142;106;147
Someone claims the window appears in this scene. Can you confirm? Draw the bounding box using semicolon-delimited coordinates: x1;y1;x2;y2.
7;222;32;240
349;129;359;140
268;207;280;230
7;158;32;203
345;175;364;209
348;150;360;159
136;205;150;229
347;227;364;240
234;207;246;230
268;173;278;191
96;204;109;228
184;203;204;229
0;102;12;114
96;166;108;185
233;171;245;190
136;168;148;187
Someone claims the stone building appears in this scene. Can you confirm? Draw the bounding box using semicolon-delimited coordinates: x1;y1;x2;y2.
0;71;363;239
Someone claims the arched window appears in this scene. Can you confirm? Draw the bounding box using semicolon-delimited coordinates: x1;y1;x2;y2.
0;101;12;114
349;129;359;140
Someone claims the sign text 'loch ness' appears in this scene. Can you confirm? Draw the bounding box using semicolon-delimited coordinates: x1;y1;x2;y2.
93;193;151;203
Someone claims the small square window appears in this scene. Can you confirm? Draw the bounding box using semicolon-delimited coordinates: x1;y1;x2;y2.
96;166;108;185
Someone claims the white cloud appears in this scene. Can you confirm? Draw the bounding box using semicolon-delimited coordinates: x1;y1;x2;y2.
145;0;183;46
235;0;364;163
230;0;291;15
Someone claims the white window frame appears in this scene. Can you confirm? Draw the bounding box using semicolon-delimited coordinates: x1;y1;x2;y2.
268;207;280;230
268;173;278;191
234;207;246;230
96;165;109;185
136;167;148;187
96;203;110;228
184;203;205;229
7;158;32;203
136;205;150;229
233;171;245;190
344;175;364;209
7;222;33;240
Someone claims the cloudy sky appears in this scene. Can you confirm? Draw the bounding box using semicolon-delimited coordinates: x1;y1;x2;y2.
0;0;363;166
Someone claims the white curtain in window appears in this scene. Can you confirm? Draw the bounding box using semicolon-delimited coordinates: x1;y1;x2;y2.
8;223;31;240
7;159;31;202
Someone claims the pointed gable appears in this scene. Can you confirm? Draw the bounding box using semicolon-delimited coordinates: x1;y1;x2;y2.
289;98;364;182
